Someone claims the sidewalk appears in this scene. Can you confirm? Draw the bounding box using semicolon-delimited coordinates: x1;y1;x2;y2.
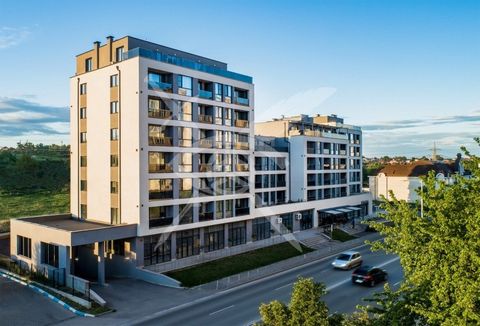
194;231;382;291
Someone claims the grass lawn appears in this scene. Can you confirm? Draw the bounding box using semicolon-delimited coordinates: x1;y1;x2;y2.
166;241;314;287
331;229;357;242
0;191;69;221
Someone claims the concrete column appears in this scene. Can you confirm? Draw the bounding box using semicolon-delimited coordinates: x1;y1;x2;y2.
246;219;253;243
200;227;205;253
134;237;144;267
170;232;177;260
97;241;105;286
224;223;229;248
314;210;319;228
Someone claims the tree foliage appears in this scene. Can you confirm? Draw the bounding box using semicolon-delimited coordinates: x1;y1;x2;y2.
258;277;331;326
368;138;480;325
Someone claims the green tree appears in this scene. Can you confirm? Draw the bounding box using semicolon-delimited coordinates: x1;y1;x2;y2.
367;139;480;325
258;277;331;326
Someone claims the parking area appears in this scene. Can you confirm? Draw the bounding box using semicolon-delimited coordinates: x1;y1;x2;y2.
0;275;75;325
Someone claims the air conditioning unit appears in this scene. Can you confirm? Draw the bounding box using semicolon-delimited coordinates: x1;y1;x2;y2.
276;217;283;224
295;213;302;220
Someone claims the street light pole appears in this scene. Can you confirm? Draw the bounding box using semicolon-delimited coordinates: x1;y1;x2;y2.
420;179;424;218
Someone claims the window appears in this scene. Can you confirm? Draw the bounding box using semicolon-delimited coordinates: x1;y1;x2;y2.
80;204;87;219
17;235;31;258
115;46;124;62
110;155;119;167
214;83;223;101
178;153;192;172
110;181;119;194
80;107;87;119
179;204;193;224
228;222;246;246
148;125;172;146
110;101;118;114
176;229;200;258
178;101;192;121
85;58;92;72
111;208;120;224
41;242;59;268
178;127;192;147
177;75;192;96
149;206;173;227
110;74;119;87
80;180;87;191
80;156;87;167
80;83;87;95
148;98;171;119
149;179;173;200
80;132;87;143
205;225;225;252
110;128;119;141
252;218;271;241
215;107;223;125
281;213;293;233
148;152;173;173
224;85;232;103
179;178;192;198
143;235;171;265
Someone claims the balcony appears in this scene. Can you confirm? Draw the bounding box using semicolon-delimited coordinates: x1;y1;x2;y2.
149;109;172;119
149;217;173;228
339;150;347;155
234;142;249;150
148;163;173;173
149;190;173;200
234;119;249;128
234;97;249;106
199;164;213;172
236;164;249;172
198;89;213;100
198;114;213;124
199;139;213;148
179;190;193;198
199;211;214;222
235;185;249;194
277;180;286;187
235;207;249;216
149;136;172;146
307;164;316;170
225;210;233;218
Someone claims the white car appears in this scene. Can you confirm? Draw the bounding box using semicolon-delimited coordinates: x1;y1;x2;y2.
331;251;363;270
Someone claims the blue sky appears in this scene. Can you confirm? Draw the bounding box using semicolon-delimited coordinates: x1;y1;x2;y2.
0;0;479;157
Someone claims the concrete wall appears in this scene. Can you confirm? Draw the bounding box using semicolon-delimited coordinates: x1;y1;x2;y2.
371;174;422;202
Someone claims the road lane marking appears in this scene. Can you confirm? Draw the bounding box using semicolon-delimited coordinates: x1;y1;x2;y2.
209;305;234;316
274;282;293;291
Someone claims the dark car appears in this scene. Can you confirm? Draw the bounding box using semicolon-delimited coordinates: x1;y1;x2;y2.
351;265;388;287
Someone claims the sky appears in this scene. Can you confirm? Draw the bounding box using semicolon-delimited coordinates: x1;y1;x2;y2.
0;0;479;157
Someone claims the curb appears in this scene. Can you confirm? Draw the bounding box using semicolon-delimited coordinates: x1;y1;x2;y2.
0;270;94;317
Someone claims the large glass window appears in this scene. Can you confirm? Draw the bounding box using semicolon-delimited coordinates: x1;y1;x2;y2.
178;101;192;121
252;218;271;241
179;153;192;172
179;204;193;224
41;242;59;268
85;58;92;72
149;179;173;200
149;206;173;227
115;46;124;62
179;178;193;198
223;85;232;103
178;127;192;147
228;222;246;246
143;235;171;265
148;72;172;92
176;229;200;258
148;152;173;173
148;125;172;146
17;235;31;258
205;225;225;252
148;98;171;119
177;75;192;96
214;83;223;102
281;213;293;233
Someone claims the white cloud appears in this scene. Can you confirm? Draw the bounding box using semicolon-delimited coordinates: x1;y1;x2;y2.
0;26;30;49
0;110;52;122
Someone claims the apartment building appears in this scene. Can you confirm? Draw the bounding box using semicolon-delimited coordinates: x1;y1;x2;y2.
10;36;371;286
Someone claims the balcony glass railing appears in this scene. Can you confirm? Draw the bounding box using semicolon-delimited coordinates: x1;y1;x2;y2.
148;81;173;92
235;207;249;216
149;136;172;146
149;109;172;119
149;217;173;228
199;212;214;221
199;139;213;148
148;163;173;173
198;114;213;124
198;89;213;99
234;119;249;128
124;48;253;83
179;190;193;198
234;142;249;150
149;191;173;200
235;164;249;172
199;164;213;172
234;97;249;106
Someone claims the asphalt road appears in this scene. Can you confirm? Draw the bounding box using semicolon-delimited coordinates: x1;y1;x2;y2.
132;244;402;326
0;275;75;325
